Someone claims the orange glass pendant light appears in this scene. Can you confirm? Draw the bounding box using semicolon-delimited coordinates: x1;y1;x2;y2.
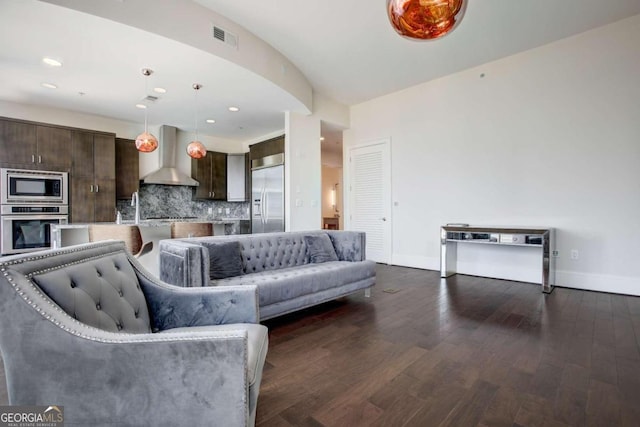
135;68;158;153
187;83;207;160
135;132;159;153
186;140;206;159
387;0;467;40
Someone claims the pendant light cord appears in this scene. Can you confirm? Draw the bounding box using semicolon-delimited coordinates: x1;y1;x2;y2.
193;84;201;141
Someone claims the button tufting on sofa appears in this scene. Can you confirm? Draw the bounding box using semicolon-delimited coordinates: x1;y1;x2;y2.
159;231;376;320
0;240;269;426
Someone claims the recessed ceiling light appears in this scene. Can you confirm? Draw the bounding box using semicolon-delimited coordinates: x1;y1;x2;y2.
42;57;63;67
135;104;147;109
206;119;216;124
153;87;166;94
41;83;57;89
228;106;240;112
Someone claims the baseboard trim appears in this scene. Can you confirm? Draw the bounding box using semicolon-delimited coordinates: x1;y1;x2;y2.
389;254;640;296
391;254;439;270
555;270;640;296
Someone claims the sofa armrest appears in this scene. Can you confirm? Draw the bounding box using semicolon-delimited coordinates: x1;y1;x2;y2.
159;239;209;287
138;271;260;329
326;231;367;261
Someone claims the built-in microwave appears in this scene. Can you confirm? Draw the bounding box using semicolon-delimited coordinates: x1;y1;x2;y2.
1;168;68;205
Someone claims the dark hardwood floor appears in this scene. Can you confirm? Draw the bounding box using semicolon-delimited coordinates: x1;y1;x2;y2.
1;265;639;426
257;265;640;427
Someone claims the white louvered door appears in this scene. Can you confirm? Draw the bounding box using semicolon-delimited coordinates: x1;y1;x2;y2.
349;140;391;264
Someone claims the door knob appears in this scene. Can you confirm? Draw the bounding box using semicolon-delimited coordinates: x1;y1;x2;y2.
381;217;387;221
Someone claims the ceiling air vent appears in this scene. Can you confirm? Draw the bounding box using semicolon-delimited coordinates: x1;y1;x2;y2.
212;25;238;49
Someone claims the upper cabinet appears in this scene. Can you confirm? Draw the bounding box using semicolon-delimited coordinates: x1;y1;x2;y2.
115;137;139;199
70;131;116;223
192;151;227;200
249;135;284;162
0;118;71;171
227;154;247;202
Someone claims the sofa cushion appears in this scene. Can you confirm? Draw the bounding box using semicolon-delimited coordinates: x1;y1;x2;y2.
304;234;338;263
214;260;376;307
201;241;245;280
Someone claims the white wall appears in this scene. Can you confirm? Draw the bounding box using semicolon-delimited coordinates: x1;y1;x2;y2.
285;93;350;232
285;112;321;231
345;15;640;295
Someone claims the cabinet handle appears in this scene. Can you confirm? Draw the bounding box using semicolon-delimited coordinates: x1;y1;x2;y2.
90;185;94;193
212;191;215;198
38;155;42;163
31;155;35;163
95;184;99;193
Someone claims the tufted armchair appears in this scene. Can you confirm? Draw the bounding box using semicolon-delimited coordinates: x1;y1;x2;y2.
0;241;268;427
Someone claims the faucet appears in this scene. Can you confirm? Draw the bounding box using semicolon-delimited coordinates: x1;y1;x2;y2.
131;191;140;224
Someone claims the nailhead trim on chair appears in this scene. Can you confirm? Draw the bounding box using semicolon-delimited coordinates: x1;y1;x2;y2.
1;245;247;344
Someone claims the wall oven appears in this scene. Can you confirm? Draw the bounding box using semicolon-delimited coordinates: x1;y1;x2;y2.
1;168;68;205
1;169;69;255
1;206;68;255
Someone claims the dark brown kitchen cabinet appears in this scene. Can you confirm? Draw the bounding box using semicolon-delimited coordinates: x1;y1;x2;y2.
192;151;227;200
0;119;71;170
70;131;116;223
115;137;139;199
249;135;284;161
37;126;72;169
0;119;37;166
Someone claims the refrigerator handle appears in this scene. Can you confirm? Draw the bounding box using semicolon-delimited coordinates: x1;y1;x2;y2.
261;187;266;225
264;189;269;223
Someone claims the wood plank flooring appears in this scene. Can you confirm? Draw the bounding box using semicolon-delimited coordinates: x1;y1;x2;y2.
1;264;639;426
257;265;640;427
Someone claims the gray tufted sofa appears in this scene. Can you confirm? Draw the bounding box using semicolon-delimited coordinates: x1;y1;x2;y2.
0;241;268;427
159;230;376;320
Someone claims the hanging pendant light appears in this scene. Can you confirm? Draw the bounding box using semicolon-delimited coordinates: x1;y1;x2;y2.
186;83;207;160
387;0;467;41
135;68;158;152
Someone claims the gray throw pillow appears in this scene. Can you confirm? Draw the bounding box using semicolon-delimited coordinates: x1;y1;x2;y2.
304;234;339;263
201;241;245;280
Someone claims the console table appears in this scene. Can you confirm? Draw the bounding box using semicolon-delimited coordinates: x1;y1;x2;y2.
440;225;554;293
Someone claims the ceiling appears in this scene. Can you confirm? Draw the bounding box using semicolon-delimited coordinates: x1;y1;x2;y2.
2;0;640;144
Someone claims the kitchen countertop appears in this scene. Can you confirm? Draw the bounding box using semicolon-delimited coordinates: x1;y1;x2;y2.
54;218;249;228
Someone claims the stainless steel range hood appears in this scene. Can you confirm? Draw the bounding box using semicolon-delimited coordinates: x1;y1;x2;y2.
141;125;199;186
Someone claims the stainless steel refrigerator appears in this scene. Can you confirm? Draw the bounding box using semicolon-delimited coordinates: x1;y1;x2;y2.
251;154;284;233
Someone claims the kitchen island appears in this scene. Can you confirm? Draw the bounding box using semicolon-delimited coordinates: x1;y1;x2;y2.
51;218;249;277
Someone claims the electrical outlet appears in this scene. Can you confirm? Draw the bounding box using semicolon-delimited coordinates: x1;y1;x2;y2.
218;208;222;214
552;250;559;257
571;249;579;260
225;208;230;215
207;207;213;215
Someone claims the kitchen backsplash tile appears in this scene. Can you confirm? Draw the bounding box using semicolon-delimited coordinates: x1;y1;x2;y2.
116;184;249;221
